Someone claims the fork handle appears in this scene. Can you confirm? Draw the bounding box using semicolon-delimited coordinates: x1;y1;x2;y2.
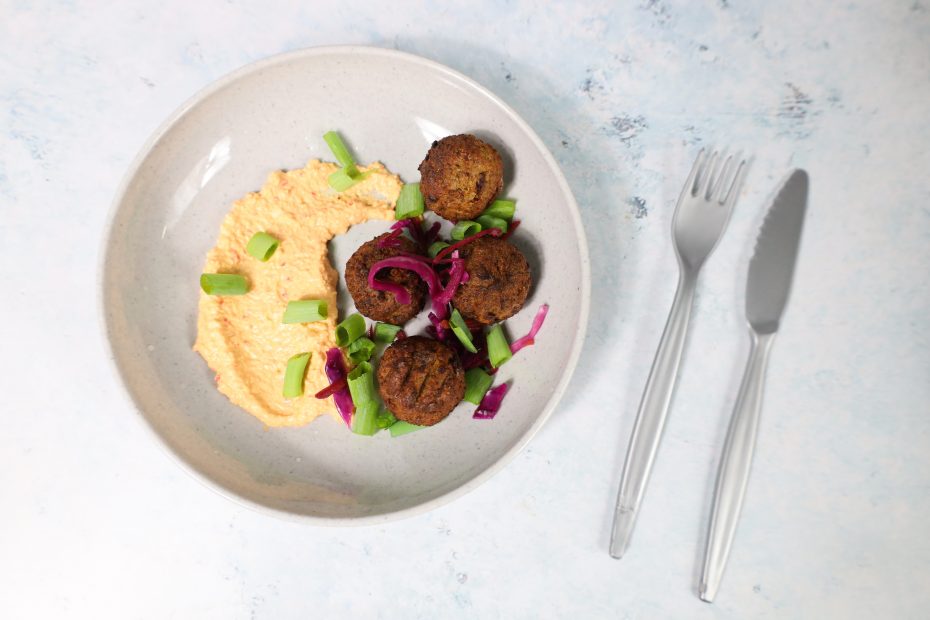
610;270;698;558
699;331;775;602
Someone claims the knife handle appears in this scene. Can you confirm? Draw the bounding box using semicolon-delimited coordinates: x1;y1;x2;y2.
699;331;775;602
610;271;698;558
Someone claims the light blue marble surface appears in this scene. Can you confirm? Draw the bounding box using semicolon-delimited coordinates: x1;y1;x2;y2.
2;1;929;618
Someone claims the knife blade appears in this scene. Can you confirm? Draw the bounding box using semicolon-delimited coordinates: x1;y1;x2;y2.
699;169;809;603
746;169;809;334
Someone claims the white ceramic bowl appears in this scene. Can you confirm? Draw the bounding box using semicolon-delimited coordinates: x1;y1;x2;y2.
101;46;589;523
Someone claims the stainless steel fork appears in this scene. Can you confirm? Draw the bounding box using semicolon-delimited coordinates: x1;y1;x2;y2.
609;149;747;559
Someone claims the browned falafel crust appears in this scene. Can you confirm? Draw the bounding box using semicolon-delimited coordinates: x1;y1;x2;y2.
346;233;427;325
418;134;504;222
452;236;531;325
377;336;466;426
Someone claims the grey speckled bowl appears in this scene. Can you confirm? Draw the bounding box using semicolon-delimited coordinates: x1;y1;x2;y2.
101;46;589;524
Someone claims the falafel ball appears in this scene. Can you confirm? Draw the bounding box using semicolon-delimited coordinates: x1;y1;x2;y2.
452;236;531;325
346;233;427;325
377;336;466;426
418;134;504;222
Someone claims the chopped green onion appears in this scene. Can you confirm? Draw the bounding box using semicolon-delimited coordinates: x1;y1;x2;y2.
200;273;249;296
389;420;425;437
323;131;358;177
481;199;516;221
348;337;375;363
451;220;482;240
464;368;494;405
449;309;478;353
376;409;397;429
395;182;425;219
347;361;375;405
427;241;450;258
245;232;279;262
373;322;402;343
476;214;508;234
335;313;366;347
282;299;328;324
351;400;380;436
487;323;513;368
328;169;370;192
282;352;311;398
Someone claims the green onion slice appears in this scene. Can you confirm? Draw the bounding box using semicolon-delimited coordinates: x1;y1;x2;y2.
427;241;450;258
395;182;425;220
348;337;376;363
245;232;279;262
335;313;366;347
389;420;425;437
282;352;311;398
323;131;358;177
476;214;508;234
464;368;494;405
376;409;397;429
347;361;376;406
487;323;513;368
200;273;249;296
482;199;516;221
351;400;380;436
373;322;402;343
451;220;482;240
449;309;478;353
328;169;370;192
282;299;328;324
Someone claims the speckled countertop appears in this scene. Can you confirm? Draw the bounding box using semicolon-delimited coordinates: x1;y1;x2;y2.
2;1;929;618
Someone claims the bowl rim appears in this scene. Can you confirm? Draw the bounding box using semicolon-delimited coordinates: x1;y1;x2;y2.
98;44;591;525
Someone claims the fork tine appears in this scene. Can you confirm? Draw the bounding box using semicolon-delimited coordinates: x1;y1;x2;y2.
719;157;748;205
682;148;707;198
697;150;720;197
710;153;735;202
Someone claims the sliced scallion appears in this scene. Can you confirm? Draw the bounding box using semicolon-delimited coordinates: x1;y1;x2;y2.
389;420;425;437
487;323;513;368
427;241;450;258
200;273;249;296
282;352;311;398
482;199;516;221
282;299;328;324
245;232;279;262
323;131;358;177
373;322;402;343
464;368;494;405
347;361;375;406
476;214;508;234
395;182;425;220
335;313;366;347
376;409;397;429
351;400;380;436
348;337;375;363
451;220;482;241
328;169;370;192
449;309;478;353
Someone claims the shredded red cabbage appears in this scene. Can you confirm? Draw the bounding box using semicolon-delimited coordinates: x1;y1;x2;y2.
377;228;405;249
473;383;509;419
510;304;549;354
432;228;502;263
501;219;521;241
314;375;347;399
427;312;449;341
423;221;442;246
391;217;427;250
368;254;467;320
324;348;354;426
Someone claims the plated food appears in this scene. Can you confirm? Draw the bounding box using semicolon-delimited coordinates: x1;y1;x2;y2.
195;131;548;436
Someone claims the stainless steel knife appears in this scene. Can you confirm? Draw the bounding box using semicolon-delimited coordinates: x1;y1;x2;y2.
699;169;809;602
